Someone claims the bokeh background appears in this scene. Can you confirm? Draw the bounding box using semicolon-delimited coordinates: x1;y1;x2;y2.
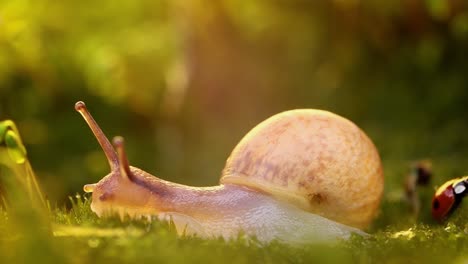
1;0;468;225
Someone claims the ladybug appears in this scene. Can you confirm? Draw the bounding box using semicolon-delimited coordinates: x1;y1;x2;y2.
432;176;468;221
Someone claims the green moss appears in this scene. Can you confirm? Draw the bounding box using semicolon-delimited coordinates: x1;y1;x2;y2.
1;193;467;264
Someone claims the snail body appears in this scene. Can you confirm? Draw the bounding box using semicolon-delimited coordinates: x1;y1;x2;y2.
75;101;383;244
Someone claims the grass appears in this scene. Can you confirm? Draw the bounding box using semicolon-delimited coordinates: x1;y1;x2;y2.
0;188;467;263
1;137;468;263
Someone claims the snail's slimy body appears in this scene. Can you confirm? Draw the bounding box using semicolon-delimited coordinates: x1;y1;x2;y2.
75;101;382;244
159;188;366;243
91;170;364;243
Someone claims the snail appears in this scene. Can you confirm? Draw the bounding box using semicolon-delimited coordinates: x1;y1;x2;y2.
432;176;468;221
75;101;384;244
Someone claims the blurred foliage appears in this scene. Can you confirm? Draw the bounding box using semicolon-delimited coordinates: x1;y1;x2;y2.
0;0;468;229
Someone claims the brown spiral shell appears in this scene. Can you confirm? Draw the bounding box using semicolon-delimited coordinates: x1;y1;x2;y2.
220;109;383;229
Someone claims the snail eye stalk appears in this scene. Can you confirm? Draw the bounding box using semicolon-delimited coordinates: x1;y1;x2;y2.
75;101;119;172
113;136;134;181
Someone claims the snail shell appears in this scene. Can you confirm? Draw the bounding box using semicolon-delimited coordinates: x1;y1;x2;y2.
221;110;383;229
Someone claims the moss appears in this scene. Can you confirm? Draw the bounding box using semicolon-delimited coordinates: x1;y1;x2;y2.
1;194;467;264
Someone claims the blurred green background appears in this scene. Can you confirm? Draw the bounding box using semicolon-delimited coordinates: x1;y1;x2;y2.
1;0;468;219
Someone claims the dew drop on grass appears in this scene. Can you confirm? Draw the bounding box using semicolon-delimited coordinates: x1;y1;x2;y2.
391;228;415;240
5;130;27;164
88;238;100;248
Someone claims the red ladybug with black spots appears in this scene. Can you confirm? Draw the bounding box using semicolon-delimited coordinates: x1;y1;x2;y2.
432;176;468;221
